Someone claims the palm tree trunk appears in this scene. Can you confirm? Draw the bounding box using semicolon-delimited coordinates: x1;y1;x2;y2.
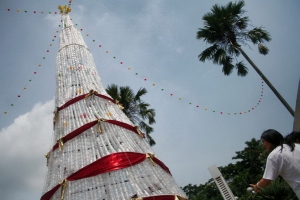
238;47;294;117
293;79;300;131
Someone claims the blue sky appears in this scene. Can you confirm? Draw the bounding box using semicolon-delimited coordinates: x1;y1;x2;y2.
0;0;299;199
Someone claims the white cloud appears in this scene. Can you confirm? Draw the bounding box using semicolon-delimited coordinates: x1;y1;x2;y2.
176;47;183;54
45;14;61;28
77;5;86;14
0;100;54;200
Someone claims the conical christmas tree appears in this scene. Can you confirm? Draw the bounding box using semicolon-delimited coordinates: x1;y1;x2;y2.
41;5;187;200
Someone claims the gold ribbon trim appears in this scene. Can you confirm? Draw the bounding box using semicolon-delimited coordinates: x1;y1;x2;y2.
146;153;156;166
85;89;98;100
57;138;64;151
45;152;50;166
85;90;124;110
59;179;69;200
175;195;187;200
115;100;124;110
97;118;107;133
135;126;145;138
130;194;143;200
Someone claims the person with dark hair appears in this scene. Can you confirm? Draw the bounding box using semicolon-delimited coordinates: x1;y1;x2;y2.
250;129;300;198
285;131;300;147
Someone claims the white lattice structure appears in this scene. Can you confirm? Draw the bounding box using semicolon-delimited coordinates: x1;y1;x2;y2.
208;165;236;200
41;7;187;200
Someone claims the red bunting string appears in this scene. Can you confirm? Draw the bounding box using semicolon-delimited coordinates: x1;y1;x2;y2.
78;29;264;115
2;8;264;116
6;0;73;15
67;22;264;115
2;27;58;115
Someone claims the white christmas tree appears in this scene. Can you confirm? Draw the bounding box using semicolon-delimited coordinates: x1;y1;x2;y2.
41;5;187;200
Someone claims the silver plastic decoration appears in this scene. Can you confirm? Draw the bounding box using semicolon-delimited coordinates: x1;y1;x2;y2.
41;12;187;200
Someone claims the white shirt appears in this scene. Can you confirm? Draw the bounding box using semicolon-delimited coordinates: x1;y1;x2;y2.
263;144;300;198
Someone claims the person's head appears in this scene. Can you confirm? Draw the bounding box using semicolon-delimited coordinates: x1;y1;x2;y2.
261;129;283;152
285;131;300;144
284;131;300;151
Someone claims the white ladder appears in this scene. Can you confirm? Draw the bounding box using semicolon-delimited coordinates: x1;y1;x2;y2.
208;165;237;200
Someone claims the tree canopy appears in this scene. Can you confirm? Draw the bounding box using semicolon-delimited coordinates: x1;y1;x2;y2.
106;84;156;146
196;0;294;116
182;138;297;199
197;0;271;77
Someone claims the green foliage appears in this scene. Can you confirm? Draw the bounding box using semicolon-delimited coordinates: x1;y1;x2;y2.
182;180;223;200
106;84;156;146
182;138;297;199
258;44;269;55
236;61;248;77
253;179;298;200
197;0;271;77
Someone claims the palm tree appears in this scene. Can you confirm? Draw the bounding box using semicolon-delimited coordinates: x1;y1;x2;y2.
197;0;294;116
106;84;156;146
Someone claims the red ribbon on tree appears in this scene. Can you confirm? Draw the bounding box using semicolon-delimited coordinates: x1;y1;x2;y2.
51;119;146;152
41;152;171;200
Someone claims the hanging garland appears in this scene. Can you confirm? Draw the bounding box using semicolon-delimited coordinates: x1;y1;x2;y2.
77;27;264;115
2;6;264;116
3;2;73;115
2;32;58;115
